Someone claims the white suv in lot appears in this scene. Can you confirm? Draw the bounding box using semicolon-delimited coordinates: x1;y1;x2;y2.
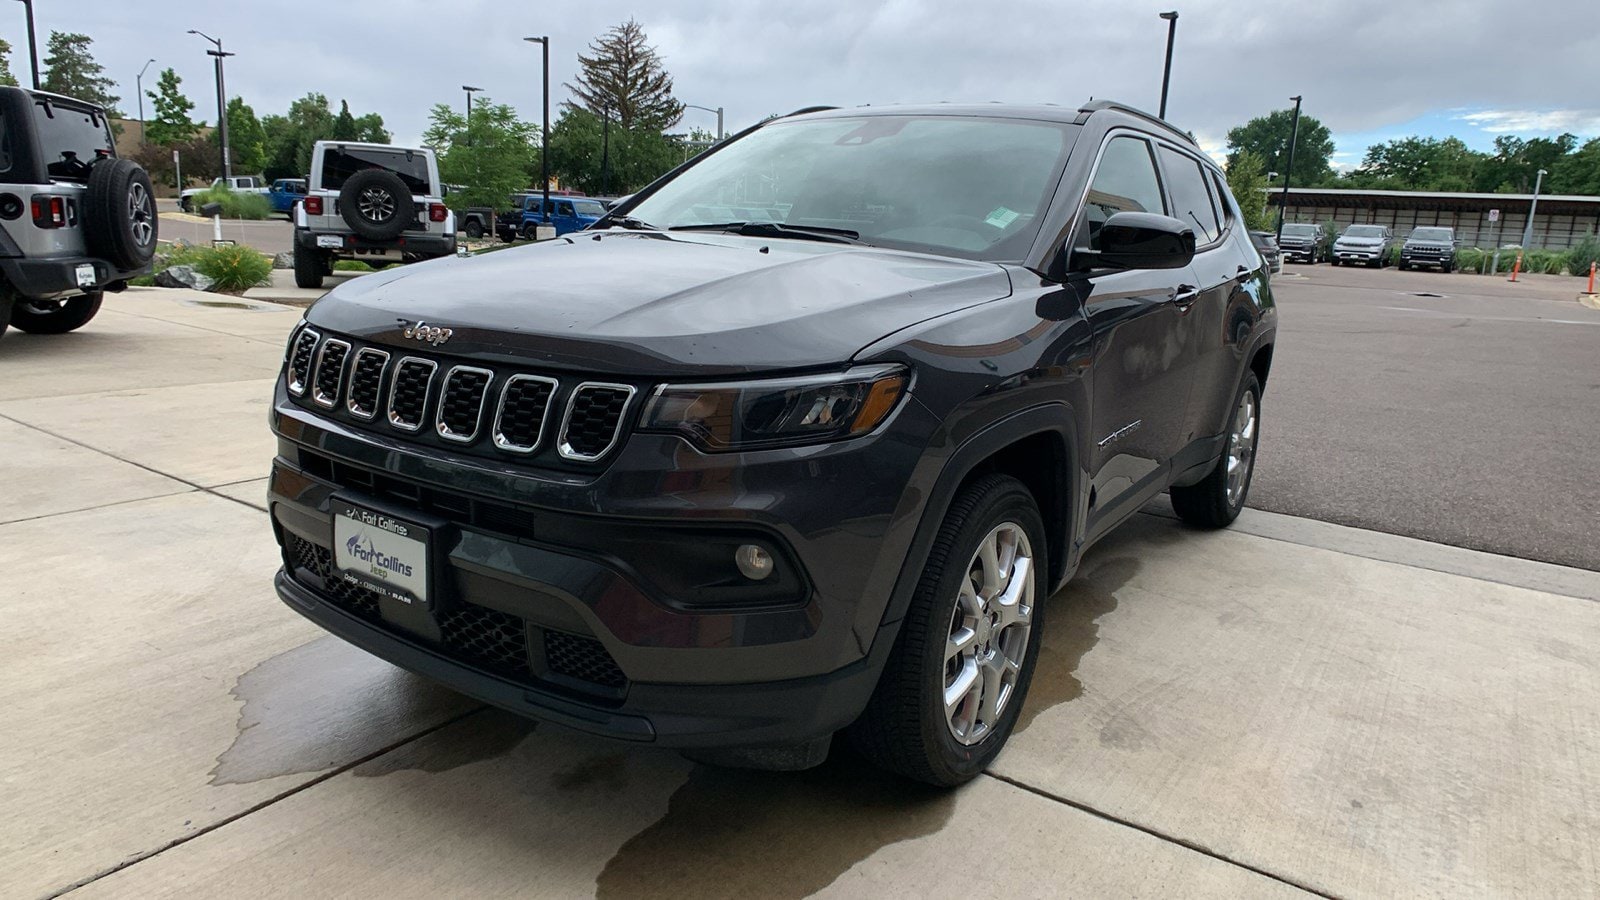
292;141;455;288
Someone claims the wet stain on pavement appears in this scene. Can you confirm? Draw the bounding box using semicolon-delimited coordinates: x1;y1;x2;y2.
550;751;634;792
596;748;956;899
354;708;535;778
1012;556;1137;735
211;636;479;786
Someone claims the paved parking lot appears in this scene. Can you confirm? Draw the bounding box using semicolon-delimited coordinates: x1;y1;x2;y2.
5;287;1600;898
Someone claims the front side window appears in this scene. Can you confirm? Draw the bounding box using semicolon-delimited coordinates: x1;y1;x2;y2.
1158;146;1221;244
320;147;431;194
1079;136;1166;251
626;114;1075;261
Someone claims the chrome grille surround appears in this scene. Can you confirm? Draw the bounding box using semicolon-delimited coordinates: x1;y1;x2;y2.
310;338;351;409
491;374;559;454
557;382;637;462
435;365;496;443
286;327;321;396
386;356;439;432
346;347;390;420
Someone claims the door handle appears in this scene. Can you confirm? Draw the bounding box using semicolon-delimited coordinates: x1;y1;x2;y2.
1170;285;1200;309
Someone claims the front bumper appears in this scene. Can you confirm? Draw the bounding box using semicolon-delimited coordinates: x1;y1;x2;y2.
267;381;936;747
294;228;456;258
1279;244;1316;261
1335;246;1383;262
0;254;147;298
1401;249;1453;267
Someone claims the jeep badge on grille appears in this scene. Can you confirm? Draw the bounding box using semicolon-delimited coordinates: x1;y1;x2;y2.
403;320;453;347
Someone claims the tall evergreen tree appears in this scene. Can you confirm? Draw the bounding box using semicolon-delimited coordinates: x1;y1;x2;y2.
41;31;120;112
565;19;683;131
225;97;267;174
332;99;358;140
144;68;198;146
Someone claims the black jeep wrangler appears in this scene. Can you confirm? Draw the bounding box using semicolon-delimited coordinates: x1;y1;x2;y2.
0;87;158;342
268;101;1276;785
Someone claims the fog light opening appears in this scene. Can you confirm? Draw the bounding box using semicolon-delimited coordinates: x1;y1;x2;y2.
735;544;774;581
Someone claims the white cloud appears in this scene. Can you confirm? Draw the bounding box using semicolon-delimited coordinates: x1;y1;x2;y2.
1456;109;1600;135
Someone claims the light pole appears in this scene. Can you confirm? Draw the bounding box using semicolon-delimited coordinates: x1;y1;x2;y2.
683;103;724;141
1276;95;1303;243
1520;167;1548;250
523;36;550;228
187;30;234;180
462;85;483;143
136;59;156;146
14;0;38;89
1157;11;1178;119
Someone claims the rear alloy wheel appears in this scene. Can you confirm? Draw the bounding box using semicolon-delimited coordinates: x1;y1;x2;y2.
9;292;104;334
850;473;1046;786
1171;372;1261;529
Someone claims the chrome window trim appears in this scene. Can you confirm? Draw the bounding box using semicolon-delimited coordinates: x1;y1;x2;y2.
557;381;637;462
310;338;351;409
386;356;438;432
286;326;321;396
345;347;391;420
434;365;496;443
491;374;560;454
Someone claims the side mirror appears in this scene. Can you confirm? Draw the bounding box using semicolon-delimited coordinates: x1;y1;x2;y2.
1079;211;1195;271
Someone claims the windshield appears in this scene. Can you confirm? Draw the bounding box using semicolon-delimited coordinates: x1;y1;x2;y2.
1281;224;1317;237
32;99;114;182
1410;227;1452;241
1344;225;1385;238
573;199;606;217
626;115;1075;261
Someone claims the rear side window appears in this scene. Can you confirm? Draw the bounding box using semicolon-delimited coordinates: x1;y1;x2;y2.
1081;136;1165;250
33;100;114;182
1209;172;1236;230
320;147;431;194
1158;146;1221;244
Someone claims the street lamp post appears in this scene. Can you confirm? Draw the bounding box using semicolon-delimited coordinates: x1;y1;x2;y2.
187;30;234;180
683;103;724;141
1520;167;1548;250
462;85;483;143
136;59;156;146
1275;95;1303;244
14;0;38;89
1157;11;1178;119
523;36;550;229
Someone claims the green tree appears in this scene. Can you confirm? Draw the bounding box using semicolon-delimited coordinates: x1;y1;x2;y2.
0;39;18;87
1355;136;1479;190
565;19;683;131
353;112;390;143
548;106;682;194
41;31;120;112
144;68;199;146
262;93;334;180
1225;151;1275;232
422;98;539;210
1225;108;1335;188
1551;137;1600;196
224;97;267;174
332;99;358;140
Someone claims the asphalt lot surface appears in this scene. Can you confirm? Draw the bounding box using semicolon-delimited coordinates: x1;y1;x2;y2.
156;198;294;255
4;289;1600;898
1253;265;1600;570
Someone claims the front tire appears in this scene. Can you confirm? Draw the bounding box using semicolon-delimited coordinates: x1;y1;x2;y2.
464;219;485;240
293;244;325;289
850;473;1047;787
9;292;104;334
1171;372;1261;529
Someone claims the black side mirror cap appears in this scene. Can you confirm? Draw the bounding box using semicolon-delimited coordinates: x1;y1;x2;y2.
1076;211;1196;271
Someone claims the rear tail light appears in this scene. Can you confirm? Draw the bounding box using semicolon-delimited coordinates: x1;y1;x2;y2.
304;196;323;215
429;203;447;223
31;195;67;228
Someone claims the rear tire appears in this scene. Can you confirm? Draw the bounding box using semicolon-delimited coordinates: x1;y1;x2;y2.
84;159;159;270
1171;372;1261;529
9;292;104;334
849;473;1047;787
464;219;485;239
0;286;13;342
293;244;325;289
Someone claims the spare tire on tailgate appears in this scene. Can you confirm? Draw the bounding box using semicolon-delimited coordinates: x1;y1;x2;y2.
338;168;414;241
84;159;159;271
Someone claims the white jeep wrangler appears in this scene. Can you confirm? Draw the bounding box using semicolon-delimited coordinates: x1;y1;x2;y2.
292;141;455;289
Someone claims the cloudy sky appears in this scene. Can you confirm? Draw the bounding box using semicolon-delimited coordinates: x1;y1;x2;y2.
24;0;1600;169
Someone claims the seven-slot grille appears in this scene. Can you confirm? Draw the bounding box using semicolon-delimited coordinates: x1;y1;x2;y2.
290;330;635;462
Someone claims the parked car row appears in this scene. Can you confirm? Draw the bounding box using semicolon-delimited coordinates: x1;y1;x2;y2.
1278;222;1459;272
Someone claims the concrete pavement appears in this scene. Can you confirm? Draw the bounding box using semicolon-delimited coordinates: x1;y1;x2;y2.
4;288;1600;898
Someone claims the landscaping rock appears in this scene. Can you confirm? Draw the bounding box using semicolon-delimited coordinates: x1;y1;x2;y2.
154;265;217;292
272;251;294;270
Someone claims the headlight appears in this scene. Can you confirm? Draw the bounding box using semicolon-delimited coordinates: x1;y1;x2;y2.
640;364;908;451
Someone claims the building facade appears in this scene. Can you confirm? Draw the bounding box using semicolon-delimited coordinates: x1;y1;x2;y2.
1268;188;1600;250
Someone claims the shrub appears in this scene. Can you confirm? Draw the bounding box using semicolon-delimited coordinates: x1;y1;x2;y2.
333;259;375;272
1524;248;1566;275
1455;247;1485;273
190;185;272;220
1566;233;1600;278
191;244;274;292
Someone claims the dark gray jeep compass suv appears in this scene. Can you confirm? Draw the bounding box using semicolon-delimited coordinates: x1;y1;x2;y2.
269;100;1276;786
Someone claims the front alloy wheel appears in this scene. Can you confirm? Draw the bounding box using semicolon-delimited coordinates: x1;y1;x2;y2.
1171;371;1262;528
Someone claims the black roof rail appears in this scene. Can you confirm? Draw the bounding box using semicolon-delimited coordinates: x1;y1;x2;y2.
781;105;839;119
1075;100;1197;146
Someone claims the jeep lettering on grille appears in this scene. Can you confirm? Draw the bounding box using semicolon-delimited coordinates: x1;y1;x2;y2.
402;320;454;347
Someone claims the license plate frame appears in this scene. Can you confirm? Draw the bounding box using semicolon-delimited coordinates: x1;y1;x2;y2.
315;234;344;249
331;499;434;607
74;263;96;287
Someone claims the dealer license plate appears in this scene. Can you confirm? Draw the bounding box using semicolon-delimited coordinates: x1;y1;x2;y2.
316;235;344;249
74;264;96;287
332;501;431;606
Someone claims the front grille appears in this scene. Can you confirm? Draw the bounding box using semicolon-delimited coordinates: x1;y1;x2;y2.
492;375;557;453
387;357;437;431
347;348;389;419
435;366;493;443
559;383;635;460
283;532;381;620
287;328;320;396
311;339;351;408
545;631;627;688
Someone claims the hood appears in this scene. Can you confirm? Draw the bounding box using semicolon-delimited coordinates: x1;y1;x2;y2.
304;232;1012;377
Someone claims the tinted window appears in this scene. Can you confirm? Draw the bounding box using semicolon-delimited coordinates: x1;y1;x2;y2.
573;199;606;216
320;146;431;194
1411;227;1452;241
557;201;575;216
33;100;113;182
1209;171;1236;229
1345;225;1385;238
1282;224;1318;237
1158;146;1221;244
1080;136;1165;250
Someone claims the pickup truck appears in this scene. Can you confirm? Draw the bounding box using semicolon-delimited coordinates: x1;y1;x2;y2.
179;175;269;212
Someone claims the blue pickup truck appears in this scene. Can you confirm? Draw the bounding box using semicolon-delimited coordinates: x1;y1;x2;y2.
267;178;308;218
517;195;606;238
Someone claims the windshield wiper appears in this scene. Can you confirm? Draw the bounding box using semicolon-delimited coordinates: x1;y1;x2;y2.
668;221;862;244
604;216;656;230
